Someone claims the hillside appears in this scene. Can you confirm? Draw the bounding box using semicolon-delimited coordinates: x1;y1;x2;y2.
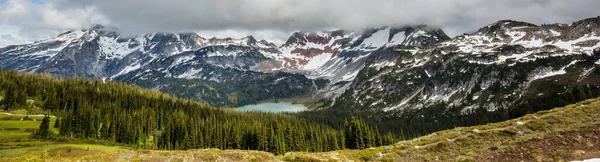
1;96;599;161
325;17;600;138
333;17;600;113
0;69;396;158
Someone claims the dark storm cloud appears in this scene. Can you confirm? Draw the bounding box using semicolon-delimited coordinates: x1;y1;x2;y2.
1;0;599;46
68;0;600;36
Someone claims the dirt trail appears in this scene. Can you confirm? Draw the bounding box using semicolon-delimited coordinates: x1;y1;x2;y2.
412;113;544;150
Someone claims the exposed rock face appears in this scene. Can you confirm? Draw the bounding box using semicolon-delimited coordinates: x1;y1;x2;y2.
282;30;345;57
330;18;600;115
302;25;451;98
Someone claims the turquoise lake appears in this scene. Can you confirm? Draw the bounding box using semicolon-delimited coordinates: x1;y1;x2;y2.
235;102;307;113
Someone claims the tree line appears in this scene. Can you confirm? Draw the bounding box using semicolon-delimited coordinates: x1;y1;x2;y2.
0;68;397;154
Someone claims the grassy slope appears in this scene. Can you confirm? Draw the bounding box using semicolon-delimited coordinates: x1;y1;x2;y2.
0;111;127;161
2;98;600;161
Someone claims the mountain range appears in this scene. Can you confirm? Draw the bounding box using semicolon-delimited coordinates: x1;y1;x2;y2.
1;16;600;115
333;18;600;115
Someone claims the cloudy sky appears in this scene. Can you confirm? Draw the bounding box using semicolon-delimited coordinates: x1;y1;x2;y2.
0;0;599;47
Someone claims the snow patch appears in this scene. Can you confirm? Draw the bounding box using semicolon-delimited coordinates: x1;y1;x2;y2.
206;49;246;57
342;70;361;81
506;30;527;42
53;30;86;42
578;67;595;82
424;70;431;77
549;30;561;36
171;55;196;67
359;28;390;49
272;77;288;84
370;60;396;70
531;62;575;80
303;53;333;70
113;63;142;79
388;31;406;46
99;37;143;59
384;87;424;111
176;68;203;79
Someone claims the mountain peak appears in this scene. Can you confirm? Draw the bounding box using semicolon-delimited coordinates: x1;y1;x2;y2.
280;30;344;48
572;16;600;27
392;24;451;41
346;25;450;49
477;20;538;34
91;24;106;30
87;24;121;33
242;35;258;45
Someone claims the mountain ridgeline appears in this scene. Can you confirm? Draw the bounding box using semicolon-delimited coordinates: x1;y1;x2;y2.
0;24;448;107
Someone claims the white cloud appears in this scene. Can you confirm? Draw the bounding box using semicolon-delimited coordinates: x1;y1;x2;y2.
0;24;27;47
0;23;64;47
0;0;109;47
0;0;108;29
80;0;600;35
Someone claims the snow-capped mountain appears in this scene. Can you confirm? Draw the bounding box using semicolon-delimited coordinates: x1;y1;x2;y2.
0;24;447;107
251;25;450;98
263;25;449;72
302;25;450;98
0;25;282;79
330;17;600;115
5;16;598;112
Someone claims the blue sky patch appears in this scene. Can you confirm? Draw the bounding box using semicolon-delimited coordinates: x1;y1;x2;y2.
0;0;43;5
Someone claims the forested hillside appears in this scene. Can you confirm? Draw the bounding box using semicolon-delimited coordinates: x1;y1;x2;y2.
3;96;600;161
0;68;394;155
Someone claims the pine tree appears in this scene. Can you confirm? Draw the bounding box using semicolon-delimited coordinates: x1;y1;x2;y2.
34;115;52;139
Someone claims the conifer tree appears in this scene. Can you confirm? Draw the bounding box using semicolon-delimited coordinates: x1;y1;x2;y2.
34;115;51;139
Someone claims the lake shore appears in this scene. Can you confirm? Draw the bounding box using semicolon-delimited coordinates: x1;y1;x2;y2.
234;102;308;113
